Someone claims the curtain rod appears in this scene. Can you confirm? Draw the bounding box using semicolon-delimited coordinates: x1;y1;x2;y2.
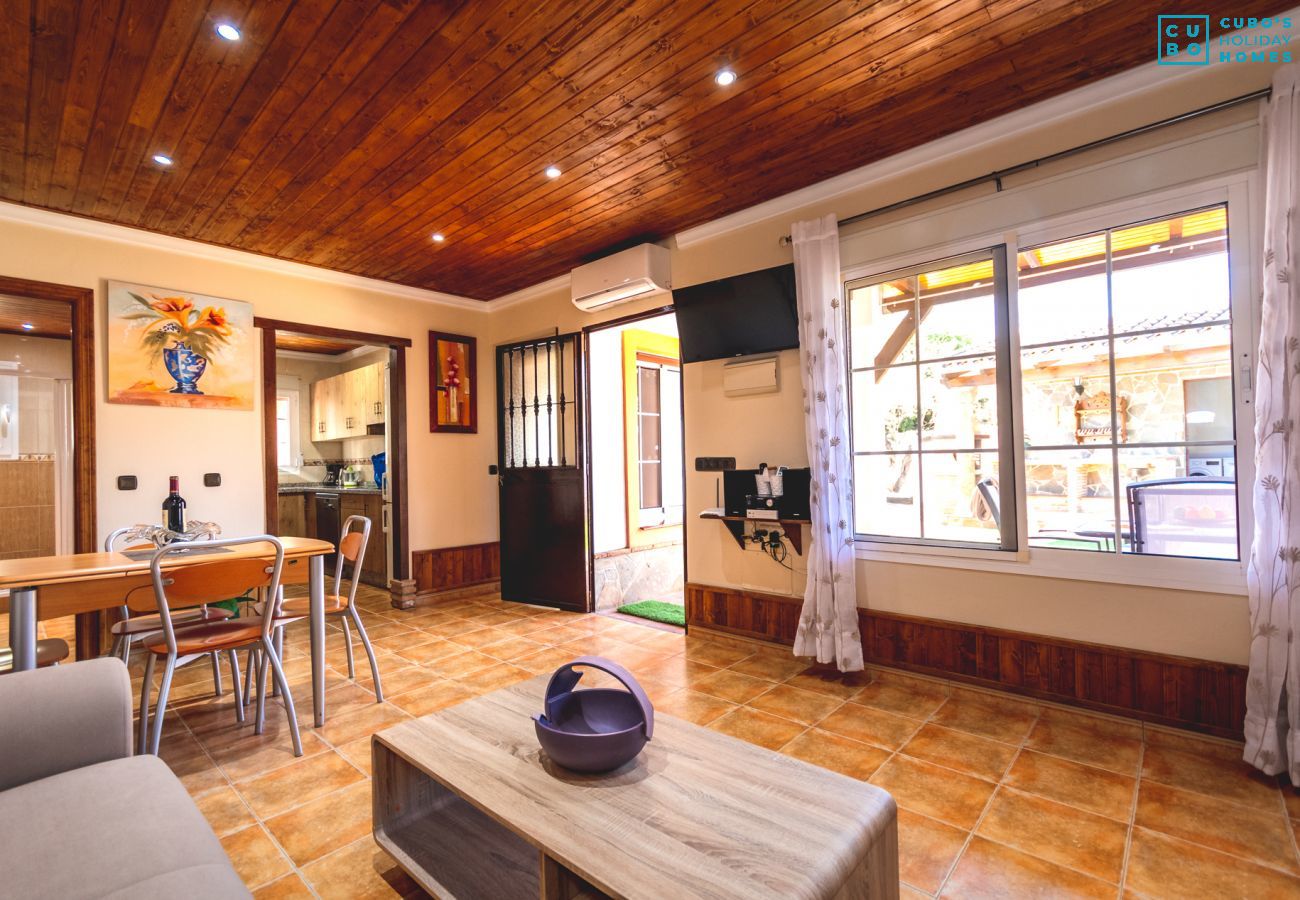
777;87;1273;247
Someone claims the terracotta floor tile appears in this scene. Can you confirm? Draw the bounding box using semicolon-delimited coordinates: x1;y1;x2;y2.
424;649;502;679
627;630;686;654
265;780;373;867
253;873;316;899
389;679;476;717
318;701;411;746
1003;749;1135;821
818;701;924;751
746;683;845;726
394;639;468;665
1036;705;1141;740
784;667;871;699
336;736;375;776
652;689;737;725
235;750;366;818
1125;827;1300;899
513;646;585;674
220;824;293;890
459;662;534;694
1135;780;1299;873
447;627;511;649
207;730;332;782
869;754;996;830
302;837;422;900
977;787;1127;883
1288;787;1300;822
1024;718;1143;775
853;679;948;719
929;695;1038;745
707;706;806;751
728;650;810;683
194;784;257;836
690;668;783;704
478;635;547;662
899;886;932;900
368;632;436;654
900;724;1019;782
636;655;721;687
370;664;437;698
940;835;1114;899
1141;744;1282;813
780;729;891;781
896;808;968;895
683;640;755;668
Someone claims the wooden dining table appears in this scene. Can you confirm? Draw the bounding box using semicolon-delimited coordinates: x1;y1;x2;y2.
0;536;337;728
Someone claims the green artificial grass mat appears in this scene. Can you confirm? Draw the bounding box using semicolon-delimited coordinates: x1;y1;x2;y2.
617;600;686;627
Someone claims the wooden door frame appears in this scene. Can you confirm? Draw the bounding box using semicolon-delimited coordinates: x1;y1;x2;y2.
255;318;413;583
581;305;689;617
0;275;98;657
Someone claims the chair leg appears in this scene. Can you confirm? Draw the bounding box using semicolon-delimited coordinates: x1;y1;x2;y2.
138;653;155;755
148;655;177;755
227;650;245;725
255;649;269;736
342;616;356;679
263;639;304;757
348;606;384;702
211;652;224;696
110;634;124;661
242;647;257;708
120;634;133;664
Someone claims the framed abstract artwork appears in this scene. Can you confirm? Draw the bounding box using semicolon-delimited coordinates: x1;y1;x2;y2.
106;281;255;410
430;331;477;433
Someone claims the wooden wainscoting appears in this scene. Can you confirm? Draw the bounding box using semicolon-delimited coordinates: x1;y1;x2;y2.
412;542;500;596
684;582;1248;739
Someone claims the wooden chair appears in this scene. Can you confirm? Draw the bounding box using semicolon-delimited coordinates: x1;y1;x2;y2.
247;515;384;704
137;536;302;758
104;527;235;697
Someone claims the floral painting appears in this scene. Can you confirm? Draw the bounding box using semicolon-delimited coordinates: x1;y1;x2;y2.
429;331;476;433
106;281;255;410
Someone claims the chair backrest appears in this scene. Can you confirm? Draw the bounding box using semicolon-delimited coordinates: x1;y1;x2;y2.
975;478;1001;529
146;535;285;654
334;515;372;606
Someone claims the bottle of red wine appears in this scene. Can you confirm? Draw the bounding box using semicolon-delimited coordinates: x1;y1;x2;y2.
162;475;186;533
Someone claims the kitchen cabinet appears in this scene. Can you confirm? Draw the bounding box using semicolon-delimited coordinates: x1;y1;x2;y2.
310;363;385;441
278;492;309;537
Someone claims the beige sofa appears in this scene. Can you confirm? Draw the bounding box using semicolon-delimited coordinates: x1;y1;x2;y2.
0;657;250;898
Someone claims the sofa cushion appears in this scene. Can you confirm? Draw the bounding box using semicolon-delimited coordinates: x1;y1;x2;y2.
0;754;250;899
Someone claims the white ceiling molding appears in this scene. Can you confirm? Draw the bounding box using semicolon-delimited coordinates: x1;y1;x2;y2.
0;200;488;312
671;55;1278;250
483;273;571;311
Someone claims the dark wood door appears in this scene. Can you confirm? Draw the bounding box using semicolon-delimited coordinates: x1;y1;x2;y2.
497;333;589;612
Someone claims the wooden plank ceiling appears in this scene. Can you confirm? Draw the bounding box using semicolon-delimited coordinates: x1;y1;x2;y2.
275;331;361;355
0;294;73;338
0;1;1285;300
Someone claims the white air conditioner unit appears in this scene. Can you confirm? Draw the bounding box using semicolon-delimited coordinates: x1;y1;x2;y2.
571;244;672;312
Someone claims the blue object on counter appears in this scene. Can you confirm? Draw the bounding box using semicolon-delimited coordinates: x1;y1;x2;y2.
371;451;386;492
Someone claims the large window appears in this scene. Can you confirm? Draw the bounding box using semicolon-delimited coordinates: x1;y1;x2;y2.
636;360;683;527
275;389;300;469
847;203;1240;563
1017;205;1237;560
848;249;1015;548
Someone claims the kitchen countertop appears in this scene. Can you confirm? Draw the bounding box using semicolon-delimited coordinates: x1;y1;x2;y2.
277;484;384;495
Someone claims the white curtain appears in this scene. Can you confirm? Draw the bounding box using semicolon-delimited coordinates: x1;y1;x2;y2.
791;213;864;672
1245;64;1300;780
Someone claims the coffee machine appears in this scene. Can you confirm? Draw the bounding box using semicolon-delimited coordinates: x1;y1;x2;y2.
323;463;343;486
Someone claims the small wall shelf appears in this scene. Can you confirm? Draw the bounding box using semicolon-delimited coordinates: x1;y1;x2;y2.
701;514;807;555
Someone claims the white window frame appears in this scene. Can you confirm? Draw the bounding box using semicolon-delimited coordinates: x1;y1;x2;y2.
846;176;1259;595
275;385;302;470
636;359;684;528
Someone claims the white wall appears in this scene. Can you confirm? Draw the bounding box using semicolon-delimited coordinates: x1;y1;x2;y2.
589;326;627;554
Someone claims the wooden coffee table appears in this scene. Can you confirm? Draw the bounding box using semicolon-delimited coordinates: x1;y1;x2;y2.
372;676;899;899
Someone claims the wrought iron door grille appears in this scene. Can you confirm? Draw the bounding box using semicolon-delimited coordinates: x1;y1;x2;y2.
499;335;579;469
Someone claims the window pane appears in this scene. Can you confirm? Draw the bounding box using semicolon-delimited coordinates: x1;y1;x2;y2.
921;451;1001;543
1019;355;1112;447
1017;233;1108;345
849;278;916;369
1119;448;1238;560
920;359;999;450
854;454;920;538
917;260;996;359
1114;325;1232;444
639;412;661;461
1024;448;1116;551
640;462;662;509
852;367;916;453
638;367;660;413
1111;208;1229;335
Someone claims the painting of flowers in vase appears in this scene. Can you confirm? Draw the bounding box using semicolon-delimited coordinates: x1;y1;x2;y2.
106;281;255;410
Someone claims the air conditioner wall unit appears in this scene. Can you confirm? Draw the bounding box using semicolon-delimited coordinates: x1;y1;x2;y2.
571;244;672;312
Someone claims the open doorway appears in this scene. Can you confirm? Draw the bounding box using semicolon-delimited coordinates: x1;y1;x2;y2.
586;310;685;627
258;320;411;593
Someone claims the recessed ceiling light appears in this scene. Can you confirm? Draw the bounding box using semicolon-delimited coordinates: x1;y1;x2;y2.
215;22;241;41
545;165;562;179
715;69;737;86
20;323;34;331
152;154;173;166
431;233;445;243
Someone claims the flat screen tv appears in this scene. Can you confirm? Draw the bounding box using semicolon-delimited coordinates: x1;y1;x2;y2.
673;264;799;363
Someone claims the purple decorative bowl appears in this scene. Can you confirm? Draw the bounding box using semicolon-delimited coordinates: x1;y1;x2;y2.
533;656;654;774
